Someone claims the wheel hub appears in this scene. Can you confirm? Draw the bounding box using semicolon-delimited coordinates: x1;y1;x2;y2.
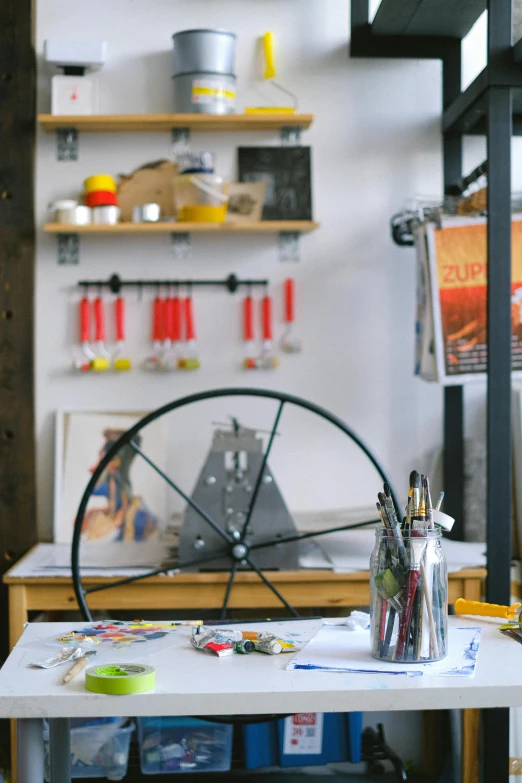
231;542;249;561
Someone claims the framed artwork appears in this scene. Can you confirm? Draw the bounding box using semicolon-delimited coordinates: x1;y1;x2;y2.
54;411;167;545
225;181;267;223
237;146;313;220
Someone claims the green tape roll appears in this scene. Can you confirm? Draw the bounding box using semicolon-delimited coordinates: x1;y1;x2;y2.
85;663;155;695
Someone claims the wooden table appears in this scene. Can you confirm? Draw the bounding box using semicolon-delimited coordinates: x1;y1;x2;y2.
4;559;486;650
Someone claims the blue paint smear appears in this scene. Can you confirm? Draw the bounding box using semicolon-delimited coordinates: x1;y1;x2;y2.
441;628;481;676
291;664;422;677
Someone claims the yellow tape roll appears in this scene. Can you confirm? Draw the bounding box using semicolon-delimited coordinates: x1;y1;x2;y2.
85;663;155;695
84;174;117;194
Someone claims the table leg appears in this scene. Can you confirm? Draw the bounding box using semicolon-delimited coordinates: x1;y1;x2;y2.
17;719;44;783
9;585;29;783
462;578;483;602
462;709;480;783
8;585;28;650
49;718;71;783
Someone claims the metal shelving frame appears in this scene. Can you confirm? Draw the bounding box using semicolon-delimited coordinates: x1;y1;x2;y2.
351;1;515;780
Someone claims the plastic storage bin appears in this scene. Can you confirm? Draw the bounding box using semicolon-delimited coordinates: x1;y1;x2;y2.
173;173;228;222
44;718;134;780
138;716;233;775
243;712;362;769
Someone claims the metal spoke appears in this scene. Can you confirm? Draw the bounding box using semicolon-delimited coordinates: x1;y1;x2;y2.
129;439;233;546
250;518;380;552
220;561;238;620
246;556;300;617
84;550;230;595
240;400;285;542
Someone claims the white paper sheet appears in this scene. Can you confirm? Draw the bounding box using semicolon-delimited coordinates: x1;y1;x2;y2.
7;543;172;578
306;529;486;574
286;625;481;677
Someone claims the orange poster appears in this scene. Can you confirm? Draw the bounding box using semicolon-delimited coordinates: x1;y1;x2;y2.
427;217;522;382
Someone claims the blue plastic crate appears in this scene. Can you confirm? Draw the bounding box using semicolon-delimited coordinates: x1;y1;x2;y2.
138;716;233;775
243;712;362;769
44;719;134;780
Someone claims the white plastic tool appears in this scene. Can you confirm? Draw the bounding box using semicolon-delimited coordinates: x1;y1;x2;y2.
281;278;303;353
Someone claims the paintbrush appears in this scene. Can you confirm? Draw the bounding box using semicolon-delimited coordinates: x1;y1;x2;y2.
403;495;413;535
378;492;409;570
423;475;434;528
376;501;389;529
62;650;96;684
394;528;427;660
436;491;444;511
410;471;421;519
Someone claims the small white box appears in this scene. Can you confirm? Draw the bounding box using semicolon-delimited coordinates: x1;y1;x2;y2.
51;75;98;115
44;39;107;70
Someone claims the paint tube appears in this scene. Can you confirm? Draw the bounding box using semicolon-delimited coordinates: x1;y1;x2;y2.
254;638;282;655
255;632;296;652
235;639;255;654
193;626;242;643
191;629;235;656
30;647;83;669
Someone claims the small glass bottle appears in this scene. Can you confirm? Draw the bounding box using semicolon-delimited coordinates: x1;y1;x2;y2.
370;527;448;662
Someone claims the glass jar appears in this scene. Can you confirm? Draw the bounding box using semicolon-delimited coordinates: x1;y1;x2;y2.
369;527;448;663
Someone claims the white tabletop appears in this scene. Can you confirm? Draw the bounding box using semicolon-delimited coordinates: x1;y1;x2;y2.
0;618;519;719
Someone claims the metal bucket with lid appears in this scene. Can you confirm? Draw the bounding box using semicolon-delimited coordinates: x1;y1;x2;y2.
172;72;236;114
172;29;236;76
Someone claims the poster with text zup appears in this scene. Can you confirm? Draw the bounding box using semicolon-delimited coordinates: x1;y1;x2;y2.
427;216;522;384
55;412;167;544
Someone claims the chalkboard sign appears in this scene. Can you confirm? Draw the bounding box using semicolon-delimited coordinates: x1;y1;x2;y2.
237;147;312;221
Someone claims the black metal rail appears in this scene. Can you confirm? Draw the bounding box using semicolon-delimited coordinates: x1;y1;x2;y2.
78;273;269;295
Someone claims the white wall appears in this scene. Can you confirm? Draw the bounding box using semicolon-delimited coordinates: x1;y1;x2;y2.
35;0;514;768
35;0;522;544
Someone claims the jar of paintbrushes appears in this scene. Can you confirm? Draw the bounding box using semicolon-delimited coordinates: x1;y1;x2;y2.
369;472;449;663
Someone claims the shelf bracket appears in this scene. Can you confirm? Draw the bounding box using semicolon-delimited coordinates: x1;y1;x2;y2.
57;234;79;265
171;232;191;260
56;128;78;161
171;128;191;160
281;126;301;146
278;231;300;262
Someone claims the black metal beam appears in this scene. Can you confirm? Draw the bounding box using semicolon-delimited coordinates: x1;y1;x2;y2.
442;43;465;542
442;65;522;136
442;68;488;134
372;0;486;39
485;45;512;609
350;0;458;60
483;1;512;780
514;38;522;63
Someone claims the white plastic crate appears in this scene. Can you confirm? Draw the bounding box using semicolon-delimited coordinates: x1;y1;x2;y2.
138;716;233;775
44;719;134;781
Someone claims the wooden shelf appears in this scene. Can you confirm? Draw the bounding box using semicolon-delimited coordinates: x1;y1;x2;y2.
38;113;314;133
43;221;319;234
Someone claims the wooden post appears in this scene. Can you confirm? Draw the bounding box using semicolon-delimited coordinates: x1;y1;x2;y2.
0;0;36;776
